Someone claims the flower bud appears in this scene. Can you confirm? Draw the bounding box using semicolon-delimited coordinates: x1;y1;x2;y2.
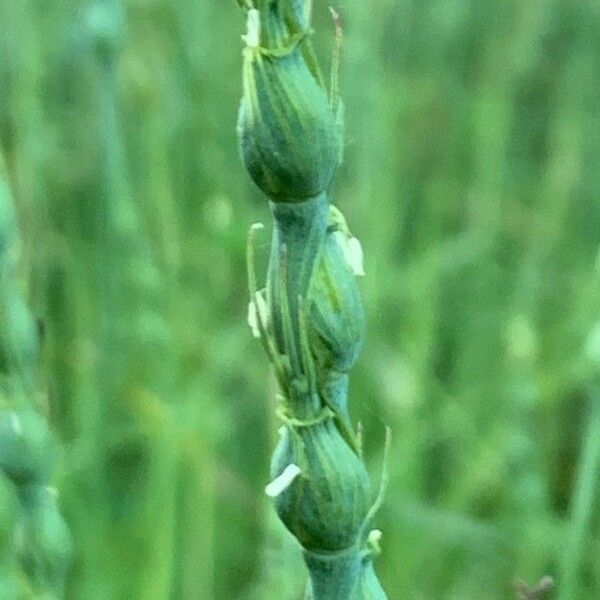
309;210;365;374
0;409;54;486
237;7;341;201
270;419;371;552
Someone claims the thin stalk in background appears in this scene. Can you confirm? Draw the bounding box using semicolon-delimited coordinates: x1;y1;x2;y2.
67;2;178;597
558;377;600;600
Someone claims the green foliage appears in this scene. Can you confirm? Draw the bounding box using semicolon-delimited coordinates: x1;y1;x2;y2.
1;0;599;599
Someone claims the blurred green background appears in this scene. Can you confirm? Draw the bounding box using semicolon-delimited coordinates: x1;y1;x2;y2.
1;0;600;598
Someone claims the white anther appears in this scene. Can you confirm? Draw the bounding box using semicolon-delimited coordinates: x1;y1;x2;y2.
242;9;261;48
368;529;383;544
265;463;301;497
346;237;365;276
335;231;365;277
247;291;269;339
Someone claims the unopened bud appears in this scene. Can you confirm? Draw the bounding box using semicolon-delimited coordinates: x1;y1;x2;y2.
271;420;371;551
309;208;365;373
237;6;341;201
0;409;54;486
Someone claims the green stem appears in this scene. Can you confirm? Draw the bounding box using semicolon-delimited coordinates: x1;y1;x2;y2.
267;193;329;418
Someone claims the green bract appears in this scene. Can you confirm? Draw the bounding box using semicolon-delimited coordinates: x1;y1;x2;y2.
309;216;365;375
271;420;371;551
237;9;341;201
